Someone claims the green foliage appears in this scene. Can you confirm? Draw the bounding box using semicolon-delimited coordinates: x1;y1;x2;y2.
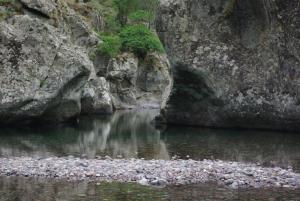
104;15;121;33
119;24;164;57
98;35;121;57
92;0;164;58
113;0;159;26
87;0;118;32
0;0;12;4
128;10;153;24
113;0;139;26
89;0;116;17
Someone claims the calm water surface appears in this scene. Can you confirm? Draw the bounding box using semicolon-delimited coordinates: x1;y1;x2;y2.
0;177;299;201
0;110;300;200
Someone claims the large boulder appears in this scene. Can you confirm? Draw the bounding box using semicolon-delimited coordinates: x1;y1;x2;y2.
107;53;139;109
156;0;300;130
81;77;113;114
0;15;93;124
106;53;172;109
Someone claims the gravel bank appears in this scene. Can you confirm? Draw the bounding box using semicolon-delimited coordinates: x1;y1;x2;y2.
0;157;299;189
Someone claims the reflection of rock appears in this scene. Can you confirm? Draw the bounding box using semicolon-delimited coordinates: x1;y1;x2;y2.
70;110;170;159
161;127;300;170
1;110;300;171
0;110;169;160
0;176;166;201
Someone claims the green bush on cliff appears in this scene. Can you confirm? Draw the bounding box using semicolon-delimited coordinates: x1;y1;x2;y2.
119;24;164;57
113;0;159;26
98;35;121;57
128;10;153;24
93;0;164;58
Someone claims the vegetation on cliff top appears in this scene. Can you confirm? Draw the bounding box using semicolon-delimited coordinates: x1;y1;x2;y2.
90;0;163;58
119;24;164;57
0;0;163;57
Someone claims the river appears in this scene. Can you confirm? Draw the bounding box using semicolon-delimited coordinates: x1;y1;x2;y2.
0;110;299;200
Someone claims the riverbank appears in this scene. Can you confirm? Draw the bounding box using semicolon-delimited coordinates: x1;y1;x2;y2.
0;157;299;189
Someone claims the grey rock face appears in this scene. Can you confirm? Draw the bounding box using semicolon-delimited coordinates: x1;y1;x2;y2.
65;10;99;49
0;15;92;124
0;0;171;124
106;53;172;109
157;0;300;130
81;77;113;114
20;0;58;18
107;53;139;109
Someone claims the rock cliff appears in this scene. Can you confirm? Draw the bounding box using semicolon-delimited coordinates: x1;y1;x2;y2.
157;0;300;130
0;0;171;124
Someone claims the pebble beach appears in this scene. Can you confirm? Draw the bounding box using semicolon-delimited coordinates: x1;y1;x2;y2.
0;157;299;189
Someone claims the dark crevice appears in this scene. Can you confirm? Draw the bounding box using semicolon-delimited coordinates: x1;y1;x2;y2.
19;0;51;19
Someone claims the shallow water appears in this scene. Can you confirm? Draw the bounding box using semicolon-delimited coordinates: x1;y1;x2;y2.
0;110;299;171
0;110;300;200
0;176;299;201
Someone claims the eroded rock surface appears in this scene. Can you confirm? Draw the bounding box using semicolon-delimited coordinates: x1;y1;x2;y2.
20;0;58;18
106;53;172;109
157;0;300;130
0;0;171;124
81;77;113;114
0;15;92;124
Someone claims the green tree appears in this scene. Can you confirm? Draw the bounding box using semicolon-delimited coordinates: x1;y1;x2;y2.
128;10;154;26
113;0;139;26
113;0;159;26
138;0;159;26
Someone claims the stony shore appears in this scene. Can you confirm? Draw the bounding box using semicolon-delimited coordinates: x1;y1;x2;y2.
0;157;299;189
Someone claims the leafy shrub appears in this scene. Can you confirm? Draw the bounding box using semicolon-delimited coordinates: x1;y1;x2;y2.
119;24;164;57
104;15;121;33
128;10;153;24
98;35;121;57
113;0;159;26
92;0;164;58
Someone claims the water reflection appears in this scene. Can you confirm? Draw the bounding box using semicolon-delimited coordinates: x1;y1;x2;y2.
0;176;167;201
68;110;170;159
0;176;299;201
0;110;170;160
162;127;300;170
0;110;299;171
